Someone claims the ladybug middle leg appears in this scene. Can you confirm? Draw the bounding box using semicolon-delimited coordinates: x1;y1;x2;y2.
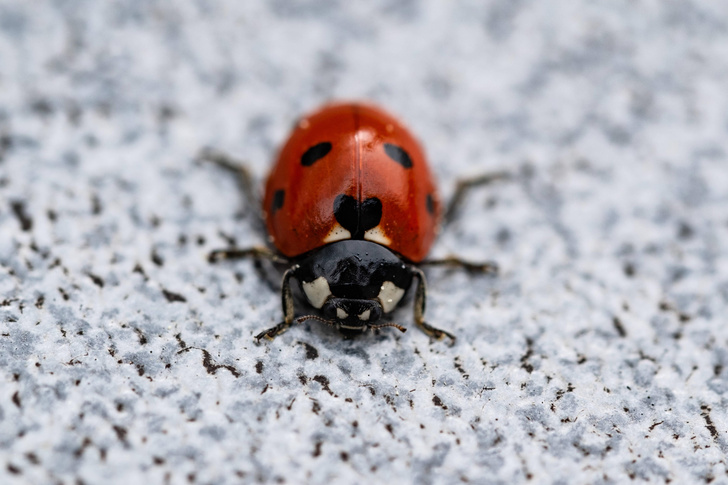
200;149;285;290
208;246;288;264
419;256;499;274
208;246;290;293
410;266;456;344
208;244;298;341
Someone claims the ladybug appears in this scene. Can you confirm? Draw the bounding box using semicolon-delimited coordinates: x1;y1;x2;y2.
204;102;504;343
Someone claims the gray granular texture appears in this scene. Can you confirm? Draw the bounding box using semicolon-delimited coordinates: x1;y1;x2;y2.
1;1;728;484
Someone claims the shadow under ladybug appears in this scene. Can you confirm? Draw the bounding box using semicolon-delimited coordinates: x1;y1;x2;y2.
201;102;508;344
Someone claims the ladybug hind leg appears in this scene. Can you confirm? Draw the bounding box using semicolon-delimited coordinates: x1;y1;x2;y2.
197;147;266;234
410;267;456;344
426;170;511;276
443;171;511;225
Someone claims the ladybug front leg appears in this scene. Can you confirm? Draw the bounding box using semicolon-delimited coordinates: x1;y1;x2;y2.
208;246;296;340
410;267;456;344
254;266;298;341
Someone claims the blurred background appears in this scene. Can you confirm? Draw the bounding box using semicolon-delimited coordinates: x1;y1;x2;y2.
1;1;727;483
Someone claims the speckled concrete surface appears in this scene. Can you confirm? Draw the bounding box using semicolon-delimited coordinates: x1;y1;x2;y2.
1;1;728;484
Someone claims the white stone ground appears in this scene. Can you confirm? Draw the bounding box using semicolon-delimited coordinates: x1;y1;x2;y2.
1;1;727;483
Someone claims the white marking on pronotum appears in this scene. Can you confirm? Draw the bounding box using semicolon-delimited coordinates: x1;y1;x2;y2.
302;276;331;309
323;223;351;243
336;308;349;319
358;309;371;321
364;226;391;246
378;281;405;313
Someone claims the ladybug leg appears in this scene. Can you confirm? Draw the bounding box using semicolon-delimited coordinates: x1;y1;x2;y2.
420;257;499;275
208;247;290;292
208;246;288;264
444;171;511;225
254;266;298;341
197;148;265;232
410;267;456;344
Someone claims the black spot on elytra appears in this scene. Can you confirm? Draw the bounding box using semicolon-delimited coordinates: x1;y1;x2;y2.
271;189;285;213
426;193;435;215
384;143;413;168
301;142;332;166
334;195;382;239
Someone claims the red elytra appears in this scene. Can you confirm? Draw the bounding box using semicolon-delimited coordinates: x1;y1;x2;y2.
262;102;441;262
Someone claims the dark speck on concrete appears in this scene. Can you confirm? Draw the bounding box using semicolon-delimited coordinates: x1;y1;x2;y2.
299;342;319;360
162;288;186;303
11;201;32;231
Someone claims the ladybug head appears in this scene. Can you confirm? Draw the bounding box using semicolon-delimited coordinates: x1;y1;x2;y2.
321;297;383;331
294;240;413;335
